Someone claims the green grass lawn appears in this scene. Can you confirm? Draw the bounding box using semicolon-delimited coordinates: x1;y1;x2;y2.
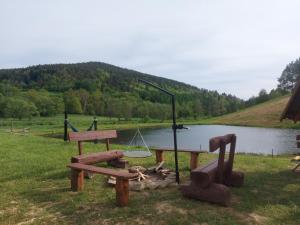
0;126;299;225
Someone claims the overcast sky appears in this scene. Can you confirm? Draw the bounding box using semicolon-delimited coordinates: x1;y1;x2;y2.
1;1;300;99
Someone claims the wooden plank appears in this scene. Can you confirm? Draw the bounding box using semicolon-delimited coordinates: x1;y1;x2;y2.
190;159;229;188
190;152;199;170
151;147;206;153
71;150;124;165
116;178;129;206
209;134;235;152
68;130;117;141
296;135;300;141
71;168;84;191
67;163;137;179
155;150;164;163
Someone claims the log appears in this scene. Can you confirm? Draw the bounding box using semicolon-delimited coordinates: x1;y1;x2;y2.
71;150;124;165
115;178;129;206
209;134;235;152
155;150;164;163
155;161;165;172
224;171;244;187
190;160;229;188
180;182;231;206
71;168;84;191
108;158;128;168
190;152;199;170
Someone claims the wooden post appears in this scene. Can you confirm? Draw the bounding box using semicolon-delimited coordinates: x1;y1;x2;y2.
64;112;68;141
78;141;83;155
190;152;199;170
155;150;164;163
106;139;110;151
115;178;129;206
216;142;226;184
71;169;84;191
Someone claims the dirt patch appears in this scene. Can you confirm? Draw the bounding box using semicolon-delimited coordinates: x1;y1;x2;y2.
249;213;268;224
155;201;188;215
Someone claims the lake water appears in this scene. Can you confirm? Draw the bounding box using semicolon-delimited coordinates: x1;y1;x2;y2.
115;125;300;155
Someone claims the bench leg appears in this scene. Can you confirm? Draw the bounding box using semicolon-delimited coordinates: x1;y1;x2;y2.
156;150;164;163
190;152;199;170
71;169;84;191
115;178;129;207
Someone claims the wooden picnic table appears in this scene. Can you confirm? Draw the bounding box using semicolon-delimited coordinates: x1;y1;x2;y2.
150;147;206;170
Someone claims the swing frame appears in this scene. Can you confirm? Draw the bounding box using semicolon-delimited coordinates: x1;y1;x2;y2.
123;128;152;158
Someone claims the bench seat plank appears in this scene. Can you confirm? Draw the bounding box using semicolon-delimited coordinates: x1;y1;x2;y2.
71;150;124;165
68;163;137;179
151;147;206;153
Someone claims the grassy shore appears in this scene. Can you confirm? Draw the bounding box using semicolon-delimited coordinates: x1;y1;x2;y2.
0;120;300;224
207;95;300;129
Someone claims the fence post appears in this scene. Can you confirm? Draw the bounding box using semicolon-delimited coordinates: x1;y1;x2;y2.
94;116;98;143
94;117;98;131
64;111;68;141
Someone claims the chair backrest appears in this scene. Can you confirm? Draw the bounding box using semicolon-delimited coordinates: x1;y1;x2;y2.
296;135;300;148
209;134;236;183
68;130;118;155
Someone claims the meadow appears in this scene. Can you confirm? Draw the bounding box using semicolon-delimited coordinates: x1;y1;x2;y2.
0;115;299;225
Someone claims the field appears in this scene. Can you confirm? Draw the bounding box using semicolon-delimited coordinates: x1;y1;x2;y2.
208;95;300;129
0;115;300;225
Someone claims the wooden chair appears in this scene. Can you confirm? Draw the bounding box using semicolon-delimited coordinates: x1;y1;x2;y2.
181;134;244;206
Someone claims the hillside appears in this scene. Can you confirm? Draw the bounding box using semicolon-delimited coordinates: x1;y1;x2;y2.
210;95;300;128
0;62;244;120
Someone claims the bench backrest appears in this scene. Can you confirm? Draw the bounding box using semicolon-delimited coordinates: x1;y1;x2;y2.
209;134;236;183
68;130;117;155
68;130;117;141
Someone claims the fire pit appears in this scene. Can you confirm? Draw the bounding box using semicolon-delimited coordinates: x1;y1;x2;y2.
107;161;177;191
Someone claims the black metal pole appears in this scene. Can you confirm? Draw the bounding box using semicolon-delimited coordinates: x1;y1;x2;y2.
172;96;180;183
94;116;98;130
64;111;68;141
138;79;180;184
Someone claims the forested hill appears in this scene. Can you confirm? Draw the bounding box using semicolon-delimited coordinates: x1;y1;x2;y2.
0;62;244;120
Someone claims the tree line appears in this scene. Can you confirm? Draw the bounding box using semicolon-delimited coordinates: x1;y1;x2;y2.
1;59;295;120
0;62;247;120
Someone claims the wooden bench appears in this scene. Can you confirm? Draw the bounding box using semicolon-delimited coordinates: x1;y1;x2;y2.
181;134;244;206
68;130;127;168
68;163;137;206
151;147;206;170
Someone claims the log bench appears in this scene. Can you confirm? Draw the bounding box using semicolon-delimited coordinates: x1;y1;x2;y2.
68;163;138;206
151;147;206;170
68;130;128;168
181;134;244;206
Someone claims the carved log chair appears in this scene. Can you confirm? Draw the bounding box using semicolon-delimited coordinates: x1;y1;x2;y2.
180;134;244;206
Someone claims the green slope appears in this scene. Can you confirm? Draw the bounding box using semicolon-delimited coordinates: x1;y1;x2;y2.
209;95;300;129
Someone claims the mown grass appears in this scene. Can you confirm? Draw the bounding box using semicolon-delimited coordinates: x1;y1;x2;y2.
0;128;299;225
207;95;300;129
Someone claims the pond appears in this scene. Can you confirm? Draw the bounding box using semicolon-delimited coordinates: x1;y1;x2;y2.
116;125;300;155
